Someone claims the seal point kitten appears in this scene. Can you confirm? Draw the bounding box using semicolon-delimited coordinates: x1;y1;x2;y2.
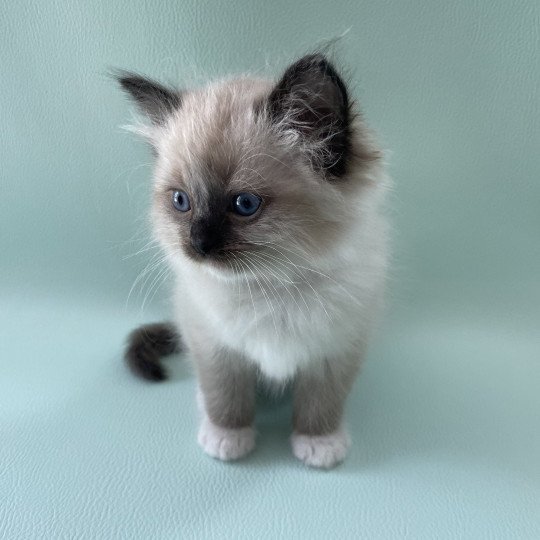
118;53;389;468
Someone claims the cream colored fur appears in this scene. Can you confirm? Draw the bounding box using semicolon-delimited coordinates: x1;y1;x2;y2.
124;63;389;467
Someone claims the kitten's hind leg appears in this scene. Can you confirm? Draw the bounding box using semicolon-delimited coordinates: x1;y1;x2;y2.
291;356;359;468
195;347;257;461
124;322;180;381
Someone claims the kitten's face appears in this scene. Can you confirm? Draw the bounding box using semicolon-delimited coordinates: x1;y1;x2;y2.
118;55;377;277
151;80;346;275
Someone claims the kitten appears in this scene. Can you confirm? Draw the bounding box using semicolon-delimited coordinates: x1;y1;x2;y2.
118;54;389;468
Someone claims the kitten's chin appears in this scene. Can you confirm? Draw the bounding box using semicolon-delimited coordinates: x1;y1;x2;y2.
183;247;257;282
176;248;257;283
203;261;238;282
191;253;246;281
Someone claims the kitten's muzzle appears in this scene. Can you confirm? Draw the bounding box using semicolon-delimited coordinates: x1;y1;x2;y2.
191;237;217;256
189;219;224;257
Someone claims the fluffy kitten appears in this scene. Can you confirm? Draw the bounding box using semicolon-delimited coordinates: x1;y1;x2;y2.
119;54;389;468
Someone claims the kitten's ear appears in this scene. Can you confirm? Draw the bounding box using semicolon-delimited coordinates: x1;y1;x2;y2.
116;71;181;125
267;54;352;177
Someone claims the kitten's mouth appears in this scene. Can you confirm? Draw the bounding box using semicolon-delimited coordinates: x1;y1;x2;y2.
185;243;257;267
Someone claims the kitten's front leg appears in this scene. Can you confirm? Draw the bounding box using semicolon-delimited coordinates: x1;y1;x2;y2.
194;346;257;461
291;357;359;468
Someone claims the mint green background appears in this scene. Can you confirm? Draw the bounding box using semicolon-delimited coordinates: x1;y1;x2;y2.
1;2;539;538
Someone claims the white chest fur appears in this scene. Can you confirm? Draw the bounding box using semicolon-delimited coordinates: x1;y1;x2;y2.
173;224;387;381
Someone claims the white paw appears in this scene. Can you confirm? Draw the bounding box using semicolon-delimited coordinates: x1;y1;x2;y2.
291;428;351;469
198;417;256;461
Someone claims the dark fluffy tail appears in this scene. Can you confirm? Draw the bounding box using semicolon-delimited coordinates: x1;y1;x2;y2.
124;322;181;381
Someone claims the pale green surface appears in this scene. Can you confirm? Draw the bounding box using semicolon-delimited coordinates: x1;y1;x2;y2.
1;1;539;538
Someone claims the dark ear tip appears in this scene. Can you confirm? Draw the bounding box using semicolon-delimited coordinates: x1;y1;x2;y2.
282;54;348;100
303;52;330;65
291;53;337;73
109;68;158;94
112;70;147;92
108;67;133;86
113;70;181;123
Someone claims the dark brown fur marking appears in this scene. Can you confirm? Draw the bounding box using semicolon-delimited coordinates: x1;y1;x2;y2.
125;322;180;381
115;71;182;125
267;54;352;178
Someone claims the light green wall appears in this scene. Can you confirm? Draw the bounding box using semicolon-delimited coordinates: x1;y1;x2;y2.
1;4;539;537
1;1;539;304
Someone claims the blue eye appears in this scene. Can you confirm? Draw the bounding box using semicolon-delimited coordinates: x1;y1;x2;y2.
233;192;261;217
172;190;190;212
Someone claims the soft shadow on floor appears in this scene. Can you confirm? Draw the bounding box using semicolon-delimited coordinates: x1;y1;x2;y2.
234;315;540;481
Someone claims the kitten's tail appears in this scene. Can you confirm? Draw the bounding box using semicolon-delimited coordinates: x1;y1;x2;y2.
124;322;181;381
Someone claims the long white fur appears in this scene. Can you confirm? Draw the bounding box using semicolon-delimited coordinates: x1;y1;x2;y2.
172;195;388;381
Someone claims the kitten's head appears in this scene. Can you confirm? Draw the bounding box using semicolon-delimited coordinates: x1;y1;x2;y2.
117;54;380;277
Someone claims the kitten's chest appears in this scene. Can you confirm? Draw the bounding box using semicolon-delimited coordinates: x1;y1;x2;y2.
180;272;359;381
